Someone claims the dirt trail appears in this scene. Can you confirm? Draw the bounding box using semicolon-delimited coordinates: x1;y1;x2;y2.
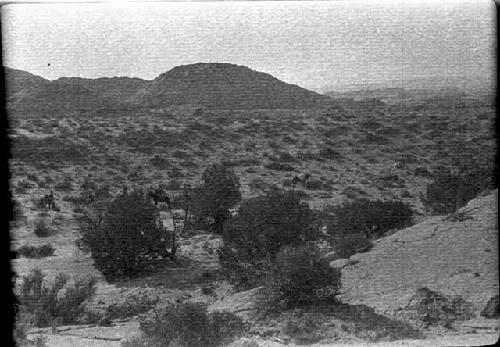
29;322;139;347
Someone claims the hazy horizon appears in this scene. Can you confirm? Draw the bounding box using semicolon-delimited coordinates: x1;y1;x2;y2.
2;0;496;93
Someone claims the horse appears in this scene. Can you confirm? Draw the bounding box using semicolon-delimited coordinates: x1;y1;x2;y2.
291;173;311;189
40;192;56;210
148;187;171;210
82;191;94;206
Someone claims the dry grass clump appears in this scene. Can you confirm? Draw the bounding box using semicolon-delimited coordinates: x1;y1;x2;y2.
248;177;268;192
264;162;295;172
15;180;35;194
274;302;422;344
106;295;159;320
363;133;391;145
318;147;344;161
306;179;323;190
122;303;245;347
149;155;170;169
322;125;352;138
395;287;475;329
222;157;261;167
297;151;322;162
268;245;342;307
16;268;97;328
33;219;54;238
54;176;73;192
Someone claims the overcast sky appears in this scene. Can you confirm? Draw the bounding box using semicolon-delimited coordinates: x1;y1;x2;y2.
1;0;496;92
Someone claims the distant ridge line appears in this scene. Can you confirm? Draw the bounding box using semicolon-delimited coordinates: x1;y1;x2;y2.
4;63;338;110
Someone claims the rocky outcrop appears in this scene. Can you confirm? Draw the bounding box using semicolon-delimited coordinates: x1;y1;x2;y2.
329;258;350;270
338;190;498;319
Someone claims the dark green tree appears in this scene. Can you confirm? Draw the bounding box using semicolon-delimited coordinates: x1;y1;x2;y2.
194;163;241;233
223;190;317;261
81;189;169;279
424;166;495;214
219;190;318;288
326;199;413;239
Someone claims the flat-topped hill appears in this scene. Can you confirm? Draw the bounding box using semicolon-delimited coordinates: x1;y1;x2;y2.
131;63;334;109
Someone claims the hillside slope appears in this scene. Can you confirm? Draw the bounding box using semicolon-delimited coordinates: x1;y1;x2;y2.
4;67;123;111
5;64;336;111
4;67;51;102
13;81;122;111
131;63;334;109
55;76;147;103
338;189;498;317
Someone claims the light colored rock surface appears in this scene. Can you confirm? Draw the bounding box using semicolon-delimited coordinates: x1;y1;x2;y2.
329;258;350;269
339;190;498;317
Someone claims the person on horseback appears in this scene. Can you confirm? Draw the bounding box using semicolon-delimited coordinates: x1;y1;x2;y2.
47;191;55;210
149;185;171;210
40;190;55;210
291;172;310;189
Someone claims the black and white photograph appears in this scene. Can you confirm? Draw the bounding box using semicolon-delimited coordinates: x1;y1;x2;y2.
3;1;498;346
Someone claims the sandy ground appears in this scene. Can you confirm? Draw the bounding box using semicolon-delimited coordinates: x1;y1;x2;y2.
29;322;139;347
29;326;499;347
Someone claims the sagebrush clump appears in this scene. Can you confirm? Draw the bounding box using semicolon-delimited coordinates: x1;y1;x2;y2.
33;219;54;238
330;233;373;259
282;312;325;344
127;302;244;347
264;161;295;171
219;190;318;288
16;268;97;328
106;295;159;320
17;244;55;259
423;166;495;214
14;309;48;347
268;244;341;306
326;199;414;240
